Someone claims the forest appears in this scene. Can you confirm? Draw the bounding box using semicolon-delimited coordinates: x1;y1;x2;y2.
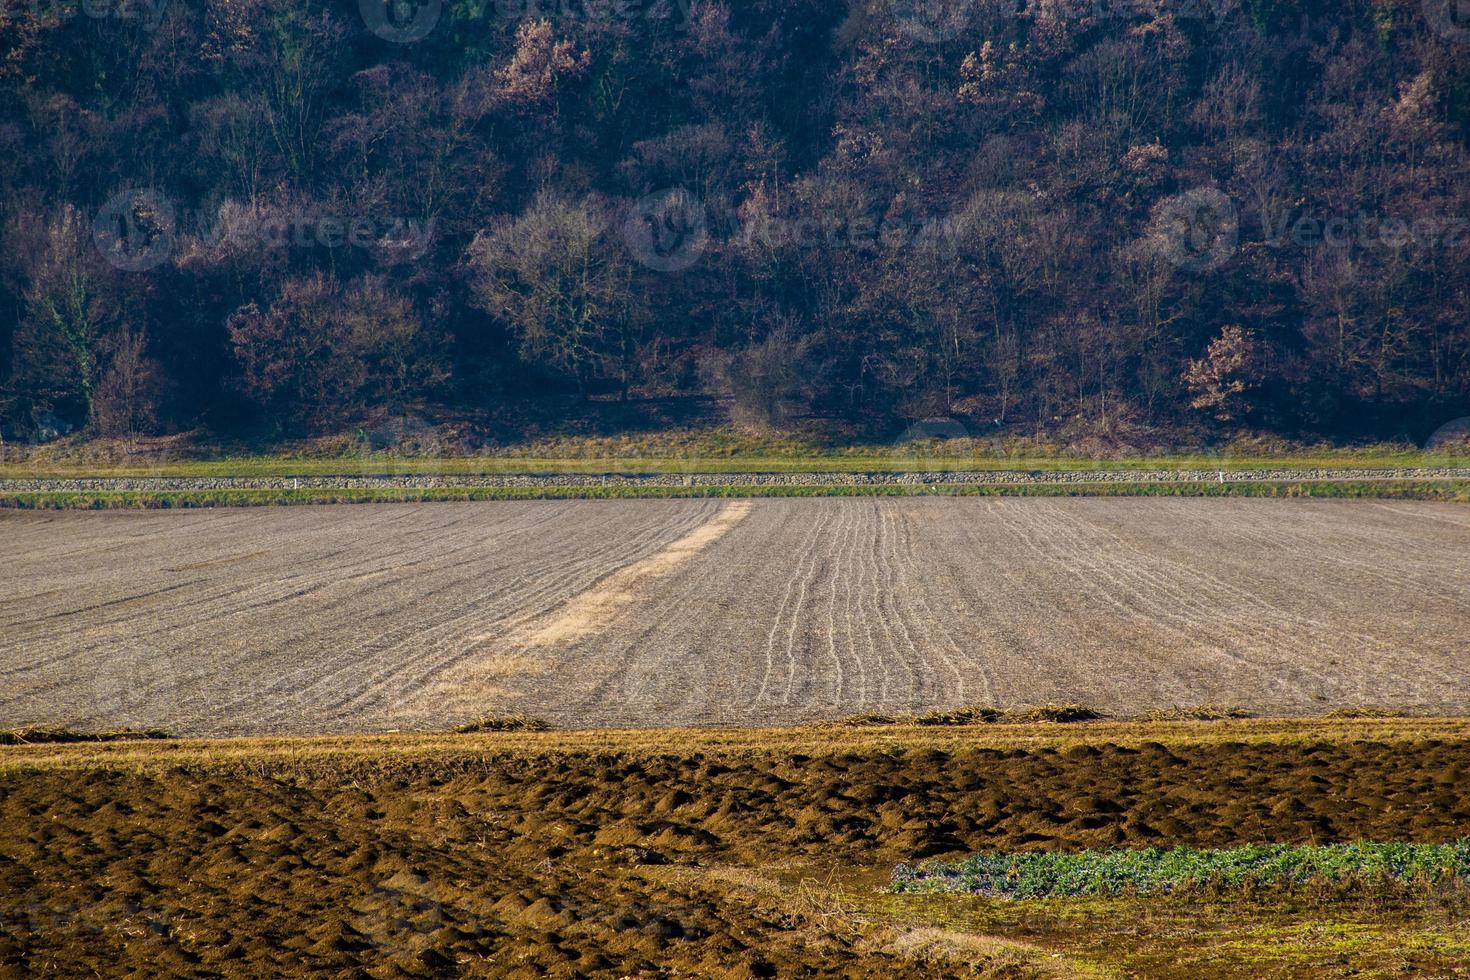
0;0;1467;446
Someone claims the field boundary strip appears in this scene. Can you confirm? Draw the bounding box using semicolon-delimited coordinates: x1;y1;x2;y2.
5;718;1470;775
1;481;1466;509
1;472;1469;509
2;466;1468;493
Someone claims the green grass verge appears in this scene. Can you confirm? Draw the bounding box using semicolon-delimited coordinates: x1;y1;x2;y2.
1;480;1467;509
891;841;1470;899
2;451;1465;479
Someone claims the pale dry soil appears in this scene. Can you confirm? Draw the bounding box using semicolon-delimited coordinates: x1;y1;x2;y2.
0;497;1466;736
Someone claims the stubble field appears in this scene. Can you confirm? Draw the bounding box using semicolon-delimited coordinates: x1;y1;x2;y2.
1;497;1466;735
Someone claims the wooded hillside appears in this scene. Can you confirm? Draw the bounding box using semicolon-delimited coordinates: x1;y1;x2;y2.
1;0;1467;443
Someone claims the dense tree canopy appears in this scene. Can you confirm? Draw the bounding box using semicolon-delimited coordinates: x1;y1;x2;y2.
1;0;1467;442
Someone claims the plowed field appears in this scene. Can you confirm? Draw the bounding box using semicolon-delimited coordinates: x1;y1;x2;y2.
2;498;1466;735
4;722;1470;978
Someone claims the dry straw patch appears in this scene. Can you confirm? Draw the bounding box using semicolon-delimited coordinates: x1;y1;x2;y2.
512;500;753;648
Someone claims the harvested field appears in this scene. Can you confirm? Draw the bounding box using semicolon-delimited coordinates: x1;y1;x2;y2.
3;721;1470;977
0;497;1466;735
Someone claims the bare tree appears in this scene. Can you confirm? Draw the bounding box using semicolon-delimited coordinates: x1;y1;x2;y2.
91;330;161;439
10;206;109;428
708;319;814;428
466;193;635;396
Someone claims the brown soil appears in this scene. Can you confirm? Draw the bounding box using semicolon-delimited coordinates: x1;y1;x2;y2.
3;721;1470;977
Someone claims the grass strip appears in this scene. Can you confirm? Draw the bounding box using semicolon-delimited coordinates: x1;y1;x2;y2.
891;841;1470;899
3;718;1470;777
1;480;1466;509
2;450;1465;479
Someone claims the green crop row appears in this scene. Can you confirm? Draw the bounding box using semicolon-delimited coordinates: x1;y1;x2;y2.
892;840;1470;899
